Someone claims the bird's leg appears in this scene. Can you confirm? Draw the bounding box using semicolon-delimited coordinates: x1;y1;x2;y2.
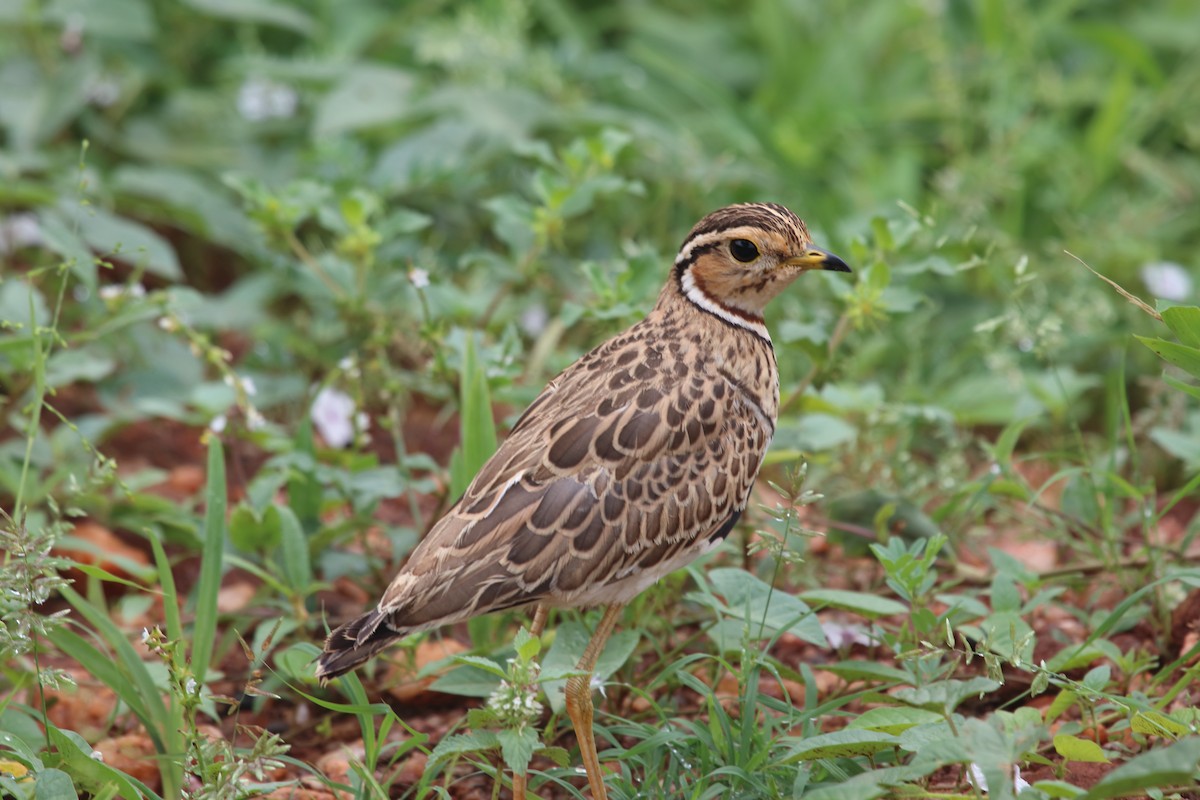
513;604;549;800
530;603;549;638
564;603;625;800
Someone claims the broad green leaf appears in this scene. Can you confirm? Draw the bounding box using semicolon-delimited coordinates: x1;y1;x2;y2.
786;729;899;760
704;567;827;649
822;660;910;684
428;731;500;770
1033;779;1086;798
496;727;539;773
1130;711;1191;738
1135;335;1200;380
428;663;503;698
182;0;314;33
314;65;415;137
892;677;1001;713
799;589;907;617
229;503;281;553
1054;734;1109;763
276;505;312;595
44;727;147;800
1162;306;1200;348
448;655;507;680
847;707;943;734
67;204;182;280
31;767;76;800
45;0;155;40
541;621;638;714
1079;737;1200;799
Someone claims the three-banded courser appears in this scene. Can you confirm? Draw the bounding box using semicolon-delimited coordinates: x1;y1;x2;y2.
317;202;850;799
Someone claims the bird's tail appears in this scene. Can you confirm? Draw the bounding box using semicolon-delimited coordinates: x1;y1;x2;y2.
315;608;403;682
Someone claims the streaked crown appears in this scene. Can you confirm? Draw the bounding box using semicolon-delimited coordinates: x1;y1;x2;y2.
669;202;850;338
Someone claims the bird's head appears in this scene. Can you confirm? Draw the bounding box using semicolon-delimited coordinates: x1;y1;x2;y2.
672;202;850;330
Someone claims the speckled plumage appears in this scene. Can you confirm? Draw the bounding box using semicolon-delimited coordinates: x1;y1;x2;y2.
317;202;849;680
316;202;848;798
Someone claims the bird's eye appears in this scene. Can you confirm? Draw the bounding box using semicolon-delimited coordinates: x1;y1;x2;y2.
729;239;759;263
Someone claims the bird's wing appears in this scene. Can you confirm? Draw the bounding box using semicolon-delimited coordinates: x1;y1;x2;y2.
375;330;771;628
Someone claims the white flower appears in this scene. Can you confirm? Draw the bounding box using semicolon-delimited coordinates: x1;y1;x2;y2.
0;213;43;254
967;763;1031;794
408;268;430;289
209;414;227;434
99;285;124;301
311;387;357;448
87;77;120;108
821;621;876;648
1141;261;1193;302
241;377;258;397
141;628;151;644
157;316;178;332
246;408;266;431
90;749;104;762
520;304;549;337
589;674;607;698
184;677;198;696
338;356;355;370
237;77;298;122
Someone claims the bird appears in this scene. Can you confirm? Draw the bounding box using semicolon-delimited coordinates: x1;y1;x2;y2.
316;202;850;799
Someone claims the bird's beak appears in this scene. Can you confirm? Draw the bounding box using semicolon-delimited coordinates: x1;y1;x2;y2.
788;248;852;273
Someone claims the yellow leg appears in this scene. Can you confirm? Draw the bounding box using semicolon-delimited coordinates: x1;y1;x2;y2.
564;604;625;800
513;604;549;800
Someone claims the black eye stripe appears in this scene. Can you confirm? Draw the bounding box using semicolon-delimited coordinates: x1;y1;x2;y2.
729;239;759;263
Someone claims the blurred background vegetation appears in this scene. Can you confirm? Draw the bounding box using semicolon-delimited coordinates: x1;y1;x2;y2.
3;0;1200;797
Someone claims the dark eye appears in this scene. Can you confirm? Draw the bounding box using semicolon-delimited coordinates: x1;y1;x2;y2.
729;239;759;263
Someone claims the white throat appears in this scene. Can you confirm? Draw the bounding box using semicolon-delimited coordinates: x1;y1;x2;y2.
679;268;772;343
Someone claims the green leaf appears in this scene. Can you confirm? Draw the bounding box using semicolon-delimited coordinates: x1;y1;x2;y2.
288;419;321;532
276;505;312;595
496;727;539;773
798;589;907;617
847;707;943;735
1162;306;1200;348
181;0;314;33
45;0;156;40
229;503;281;553
44;726;149;800
67;204;182;281
314;65;415;137
428;731;500;770
1135;335;1200;380
892;677;1001;713
822;660;911;684
1054;734;1109;763
429;663;503;698
541;621;638;714
1079;737;1200;799
191;436;227;683
1032;779;1086;798
449;332;498;497
786;729;899;760
703;567;827;649
1130;711;1191;739
450;655;508;679
31;767;76;800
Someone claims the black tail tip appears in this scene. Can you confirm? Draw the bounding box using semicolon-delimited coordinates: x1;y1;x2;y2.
314;608;394;682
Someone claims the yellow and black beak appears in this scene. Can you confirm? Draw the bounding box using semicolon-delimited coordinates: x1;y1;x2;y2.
790;248;852;273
